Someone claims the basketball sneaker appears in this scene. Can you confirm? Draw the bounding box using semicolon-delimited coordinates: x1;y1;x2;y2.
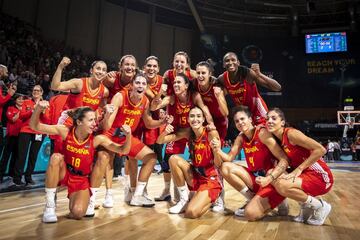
102;192;114;208
155;189;171;201
124;186;133;204
169;198;188;214
130;194;155;207
234;202;248;217
277;199;289;216
212;190;225;213
307;200;332;226
85;197;95;217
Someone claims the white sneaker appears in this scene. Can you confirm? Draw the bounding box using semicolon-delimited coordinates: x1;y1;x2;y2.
42;206;57;223
293;203;313;223
277;199;289;216
169;198;188;214
124;186;133;204
85;197;95;217
234;202;248;217
155;189;171;201
307;200;332;226
212;190;225;213
130;194;155;207
102;193;114;208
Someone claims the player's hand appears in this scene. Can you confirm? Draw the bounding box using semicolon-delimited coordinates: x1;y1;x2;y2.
250;63;261;77
255;175;272;187
104;104;115;114
213;86;222;98
210;137;221;150
58;57;71;70
281;168;302;182
37;100;50;110
164;124;174;134
164;114;174;124
8;83;17;96
121;124;131;136
161;84;168;93
107;71;117;80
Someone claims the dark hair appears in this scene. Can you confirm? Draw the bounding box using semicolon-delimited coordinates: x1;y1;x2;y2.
175;73;194;93
232;105;252;120
133;69;149;84
144;55;159;65
196;59;214;74
90;60;106;69
119;55;137;67
174;51;190;66
223;52;238;62
267;107;290;127
67;107;94;126
188;107;205;156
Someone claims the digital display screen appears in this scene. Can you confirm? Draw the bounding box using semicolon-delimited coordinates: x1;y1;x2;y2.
305;32;347;54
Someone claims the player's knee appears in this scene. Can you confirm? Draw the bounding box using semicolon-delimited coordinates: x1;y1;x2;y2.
49;153;63;167
71;205;86;220
168;155;179;167
274;179;290;196
244;207;262;221
142;153;157;166
220;162;232;177
185;207;201;219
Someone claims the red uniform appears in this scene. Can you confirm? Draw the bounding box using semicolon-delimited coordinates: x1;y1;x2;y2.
59;78;105;126
20;99;48;134
6;106;22;136
59;128;95;197
166;69;194;96
223;68;268;124
103;90;149;157
240;126;284;209
108;72;131;100
0;88;12;122
281;128;334;196
195;81;228;142
48;94;68;153
165;94;195;155
188;128;222;202
133;75;163;145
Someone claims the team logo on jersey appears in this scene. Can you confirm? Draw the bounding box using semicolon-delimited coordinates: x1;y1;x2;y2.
244;146;259;153
66;144;90;155
123;109;142;115
83;96;100;105
194;143;206;150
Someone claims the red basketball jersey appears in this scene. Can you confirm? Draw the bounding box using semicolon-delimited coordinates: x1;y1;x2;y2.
106;90;148;136
109;72;131;100
223;71;268;124
63;78;105;111
63;128;95;176
241;127;275;172
167;94;194;129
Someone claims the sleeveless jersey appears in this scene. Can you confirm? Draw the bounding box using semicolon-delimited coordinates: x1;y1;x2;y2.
189;128;217;176
281;127;332;175
223;70;268;123
107;90;149;136
167;94;194;129
195;81;224;119
63;128;95;176
63;78;105;111
109;72;131;100
166;69;193;96
241;127;274;172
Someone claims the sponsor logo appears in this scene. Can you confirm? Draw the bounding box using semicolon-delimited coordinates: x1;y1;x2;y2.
83;97;100;105
244;146;259;153
123;109;142;115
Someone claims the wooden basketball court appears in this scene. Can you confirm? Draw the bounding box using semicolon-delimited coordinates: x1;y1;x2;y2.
0;162;359;240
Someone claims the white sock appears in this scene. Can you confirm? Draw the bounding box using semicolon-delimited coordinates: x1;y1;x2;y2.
45;188;56;207
124;175;130;187
134;181;147;196
90;187;99;202
305;196;322;209
177;185;189;201
240;186;254;201
164;181;171;191
106;189;112;195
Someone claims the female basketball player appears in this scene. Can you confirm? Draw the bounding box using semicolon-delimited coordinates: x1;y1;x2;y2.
157;107;222;218
211;106;289;221
264;108;333;225
30;101;131;223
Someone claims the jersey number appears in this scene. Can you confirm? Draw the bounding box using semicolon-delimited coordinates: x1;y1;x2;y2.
72;157;81;168
249;157;254;167
180;116;187;126
195;154;202;165
124;117;135;126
